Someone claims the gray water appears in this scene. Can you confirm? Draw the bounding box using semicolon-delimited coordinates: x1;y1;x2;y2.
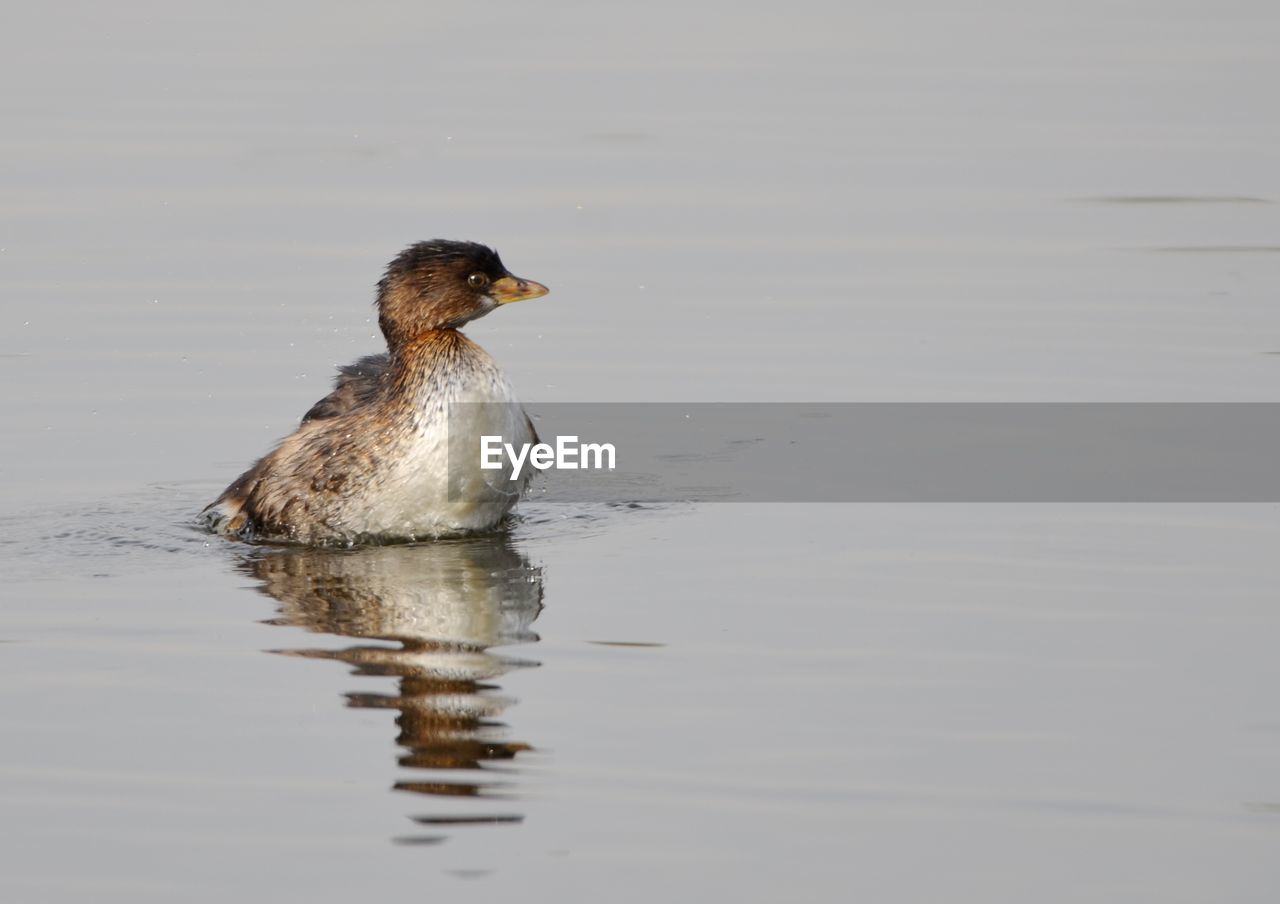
2;1;1279;901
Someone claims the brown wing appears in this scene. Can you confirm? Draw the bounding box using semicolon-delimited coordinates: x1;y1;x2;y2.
301;353;390;423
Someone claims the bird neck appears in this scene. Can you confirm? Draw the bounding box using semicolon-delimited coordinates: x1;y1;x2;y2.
385;329;476;389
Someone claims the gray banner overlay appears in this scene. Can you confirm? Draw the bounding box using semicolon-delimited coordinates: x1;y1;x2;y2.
448;404;1280;502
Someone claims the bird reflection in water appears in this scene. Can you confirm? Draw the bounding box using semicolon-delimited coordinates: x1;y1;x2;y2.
238;536;543;843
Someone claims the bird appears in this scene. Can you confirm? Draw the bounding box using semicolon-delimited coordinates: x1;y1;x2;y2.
203;240;549;546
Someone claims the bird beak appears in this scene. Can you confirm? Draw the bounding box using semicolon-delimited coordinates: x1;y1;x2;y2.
490;275;549;304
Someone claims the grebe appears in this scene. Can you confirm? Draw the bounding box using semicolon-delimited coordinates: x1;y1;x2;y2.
204;240;548;545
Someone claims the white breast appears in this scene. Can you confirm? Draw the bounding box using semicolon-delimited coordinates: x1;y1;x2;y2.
348;360;534;540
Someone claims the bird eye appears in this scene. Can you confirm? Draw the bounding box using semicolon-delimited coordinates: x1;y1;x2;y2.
467;273;489;289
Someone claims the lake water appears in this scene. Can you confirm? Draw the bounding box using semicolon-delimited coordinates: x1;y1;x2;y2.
2;1;1279;901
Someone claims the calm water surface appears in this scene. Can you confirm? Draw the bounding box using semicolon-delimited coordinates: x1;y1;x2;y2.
2;1;1279;901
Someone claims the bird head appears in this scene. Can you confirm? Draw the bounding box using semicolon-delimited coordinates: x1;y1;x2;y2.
375;240;548;345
